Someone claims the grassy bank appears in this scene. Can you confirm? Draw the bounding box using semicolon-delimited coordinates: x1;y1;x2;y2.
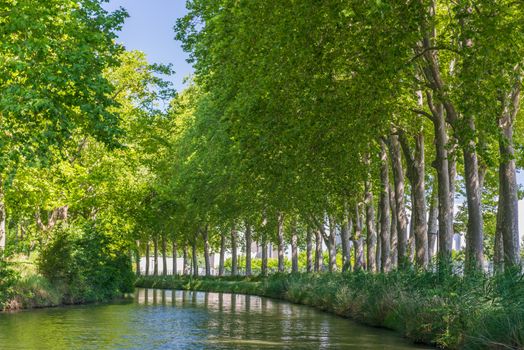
1;224;136;311
0;258;126;311
136;271;524;350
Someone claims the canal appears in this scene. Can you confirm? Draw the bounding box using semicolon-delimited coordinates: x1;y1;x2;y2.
0;289;431;349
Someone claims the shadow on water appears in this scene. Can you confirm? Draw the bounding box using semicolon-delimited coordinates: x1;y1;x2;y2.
0;289;433;349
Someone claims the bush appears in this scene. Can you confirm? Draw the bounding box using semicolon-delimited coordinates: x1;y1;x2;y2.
37;222;134;304
0;258;18;309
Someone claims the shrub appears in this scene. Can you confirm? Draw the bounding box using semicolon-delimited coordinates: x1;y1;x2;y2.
37;222;134;304
0;258;18;309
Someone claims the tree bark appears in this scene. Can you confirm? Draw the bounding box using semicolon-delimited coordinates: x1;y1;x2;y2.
245;223;252;276
463;118;484;272
408;192;416;264
202;227;211;276
135;240;141;276
379;139;391;272
429;101;454;272
494;207;505;273
153;237;159;276
399;131;429;268
277;213;285;272
183;244;190;275
0;187;5;252
306;227;313;272
261;233;268;276
219;231;225;276
496;82;521;270
389;134;408;267
352;204;365;271
145;241;150;276
315;229;322;272
291;221;298;272
172;241;178;275
161;234;167;276
191;239;198;277
427;184;439;261
321;216;337;272
231;226;238;276
389;184;398;268
365;169;378;272
419;14;457;272
340;204;352;272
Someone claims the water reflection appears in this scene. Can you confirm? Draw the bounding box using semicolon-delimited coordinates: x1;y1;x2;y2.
0;289;432;350
132;289;430;349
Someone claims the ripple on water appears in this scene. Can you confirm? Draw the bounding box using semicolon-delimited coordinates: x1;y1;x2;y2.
0;289;432;350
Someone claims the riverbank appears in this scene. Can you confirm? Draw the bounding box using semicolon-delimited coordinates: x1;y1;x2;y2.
2;272;129;312
1;253;133;312
136;271;524;350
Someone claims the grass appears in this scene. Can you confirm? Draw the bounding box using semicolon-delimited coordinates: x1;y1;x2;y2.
136;270;524;350
2;254;130;311
1;256;62;311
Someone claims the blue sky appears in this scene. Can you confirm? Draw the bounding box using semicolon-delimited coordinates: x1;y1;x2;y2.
103;0;193;92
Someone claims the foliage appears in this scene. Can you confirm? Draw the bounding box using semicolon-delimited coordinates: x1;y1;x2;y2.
37;222;134;304
0;258;18;309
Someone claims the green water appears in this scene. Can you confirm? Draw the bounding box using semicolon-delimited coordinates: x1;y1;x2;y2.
0;289;431;349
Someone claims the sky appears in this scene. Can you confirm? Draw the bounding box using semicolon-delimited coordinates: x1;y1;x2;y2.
103;1;524;240
103;0;193;92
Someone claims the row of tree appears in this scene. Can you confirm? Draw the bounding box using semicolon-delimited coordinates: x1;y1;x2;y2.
153;0;524;275
2;1;524;279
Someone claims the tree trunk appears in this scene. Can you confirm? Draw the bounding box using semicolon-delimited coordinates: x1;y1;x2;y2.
162;234;167;276
427;184;439;261
463;118;484;272
261;233;268;276
399;131;429;268
379;139;391;272
153;237;159;276
135;240;141;276
340;205;352;272
277;213;285;272
389;184;398;268
245;223;252;276
219;231;225;276
430;102;454;272
202;227;211;276
231;226;238;276
315;229;322;272
291;221;298;273
420;28;457;272
353;204;365;271
496;83;521;270
376;215;382;272
183;244;190;275
408;194;415;264
324;217;337;272
145;241;150;276
328;232;337;272
192;239;198;277
494;207;505;273
172;241;178;275
365;171;378;272
306;227;313;272
389;134;408;267
0;187;5;252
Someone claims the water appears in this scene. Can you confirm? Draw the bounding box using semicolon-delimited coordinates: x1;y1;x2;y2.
0;289;431;349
